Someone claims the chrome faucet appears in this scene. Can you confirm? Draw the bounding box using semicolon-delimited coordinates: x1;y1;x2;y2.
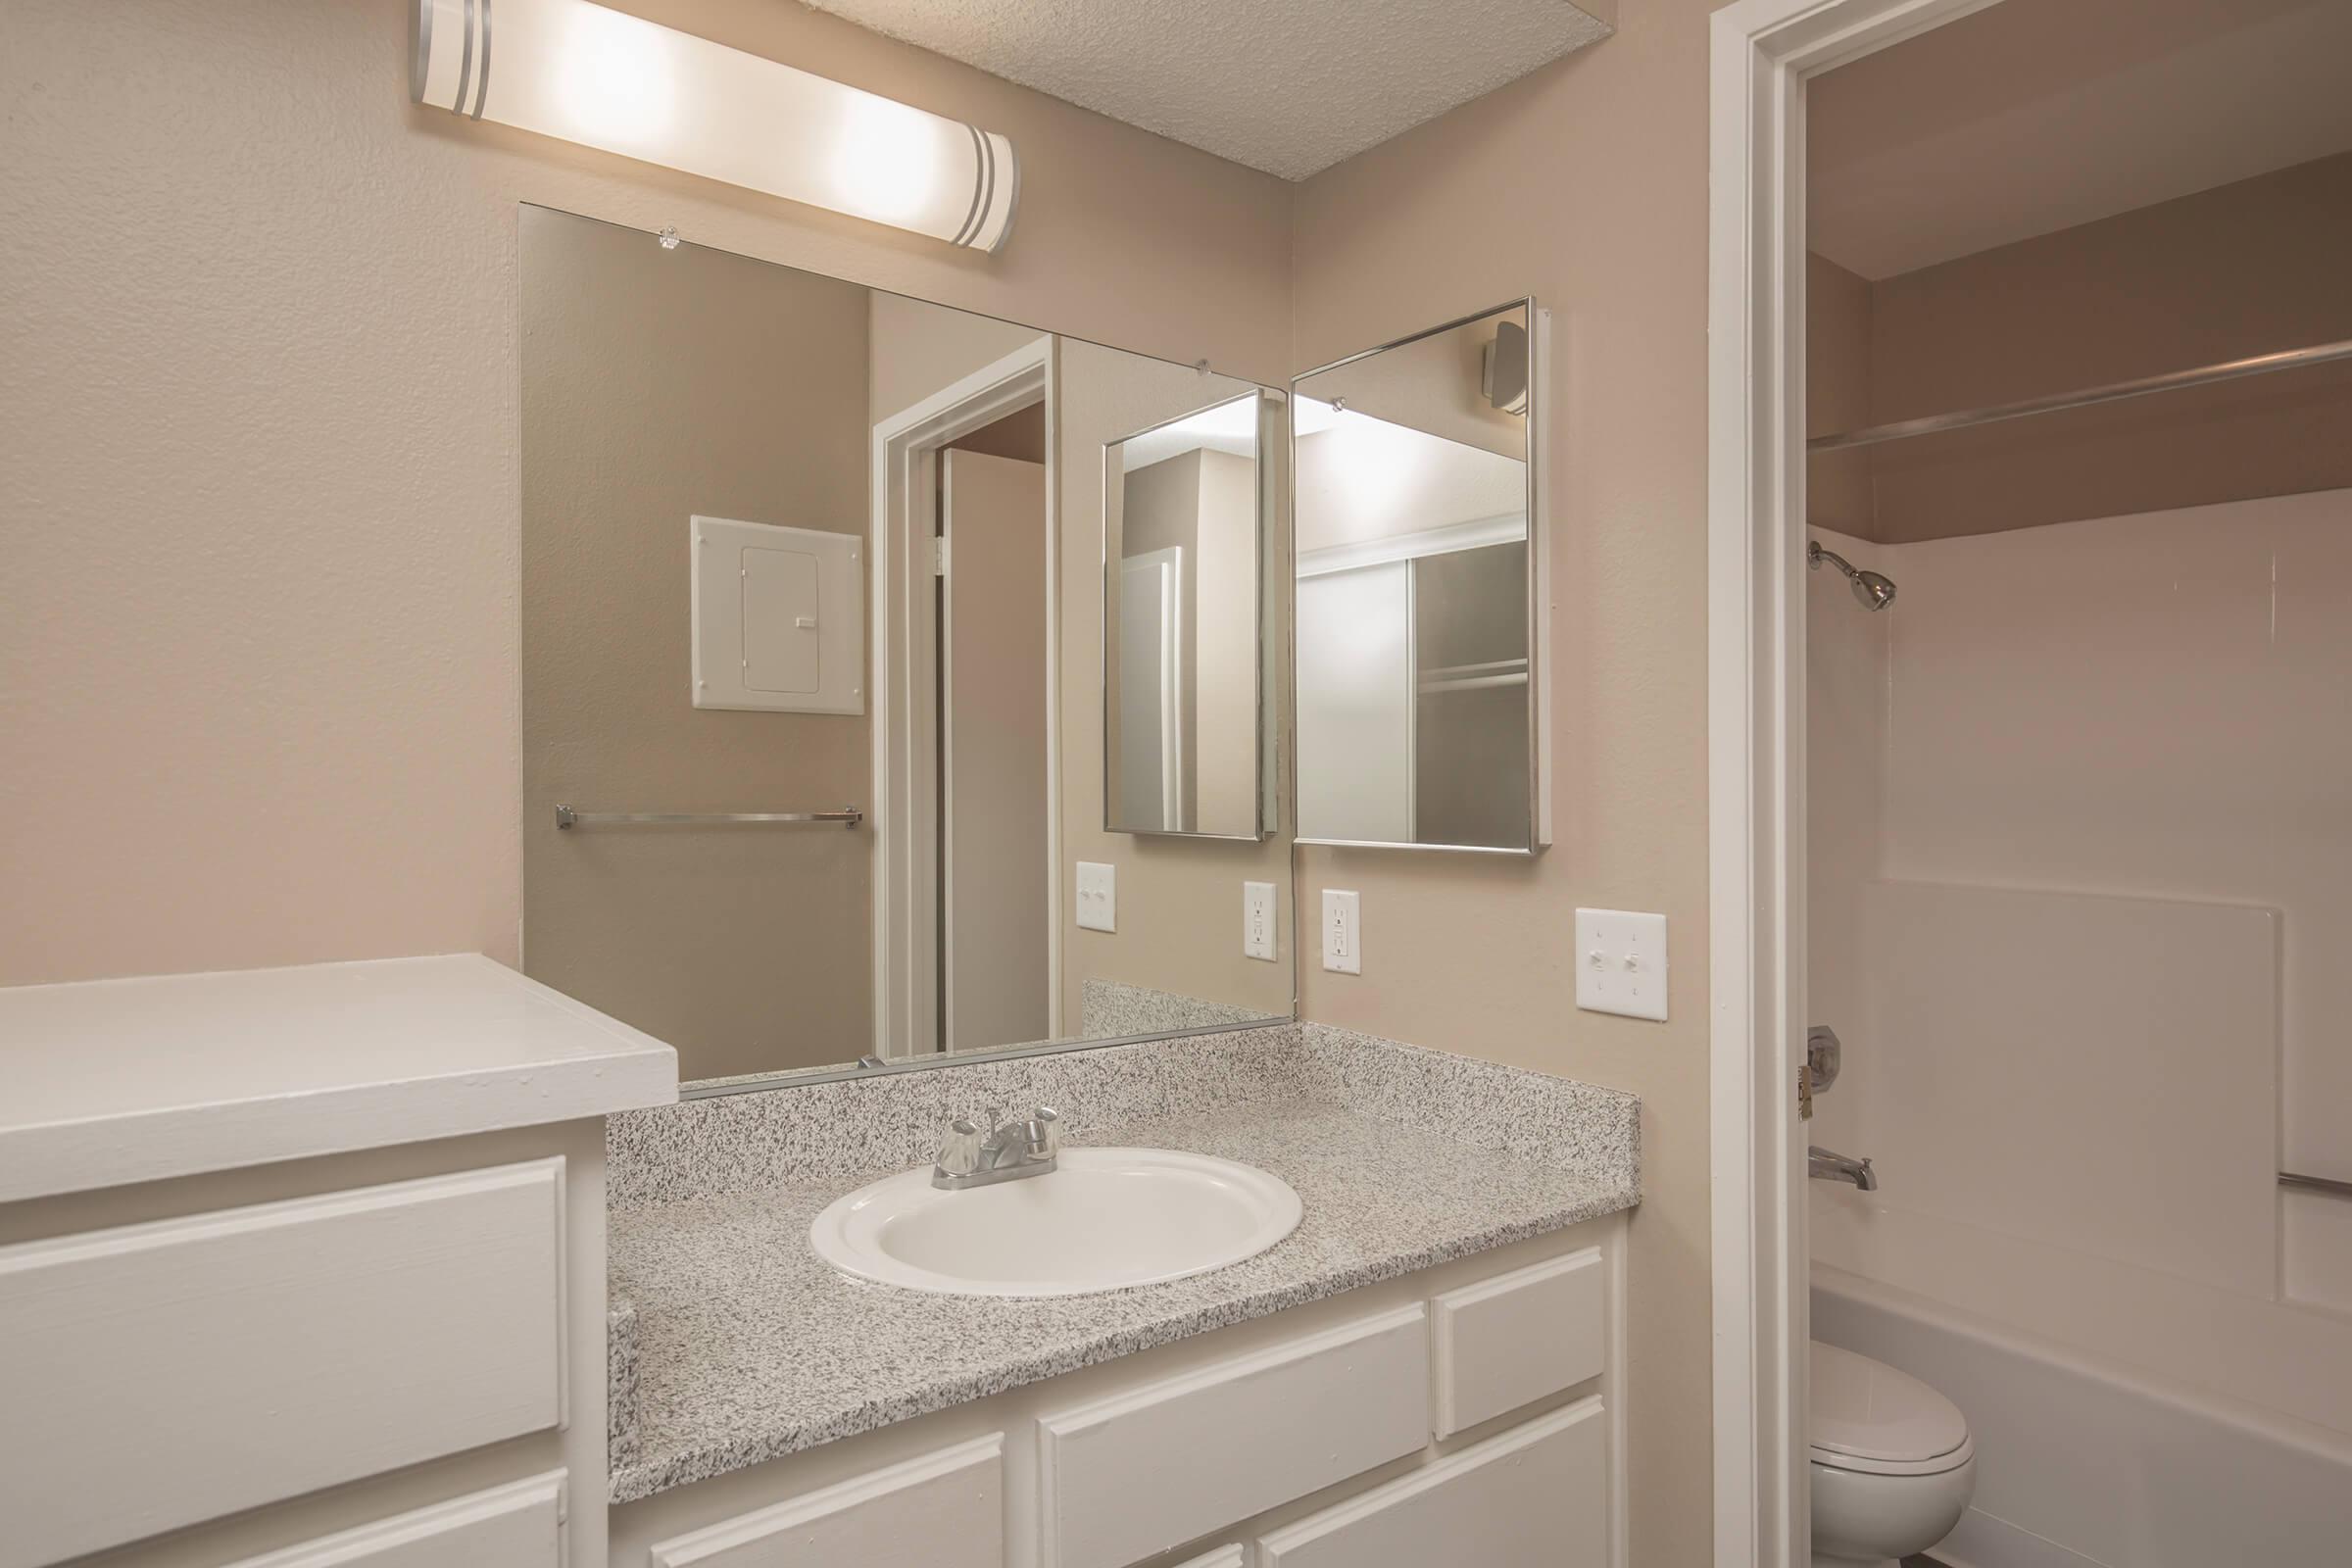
1808;1145;1878;1191
933;1107;1062;1190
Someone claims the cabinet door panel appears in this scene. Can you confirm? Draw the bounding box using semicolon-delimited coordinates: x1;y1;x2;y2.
1431;1247;1605;1438
0;1161;565;1568
648;1435;1003;1567
226;1474;566;1568
1257;1398;1606;1568
1039;1304;1429;1568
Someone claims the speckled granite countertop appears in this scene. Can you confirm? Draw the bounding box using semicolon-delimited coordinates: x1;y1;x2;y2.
605;1023;1640;1503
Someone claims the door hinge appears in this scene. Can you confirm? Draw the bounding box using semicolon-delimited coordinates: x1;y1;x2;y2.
931;536;949;577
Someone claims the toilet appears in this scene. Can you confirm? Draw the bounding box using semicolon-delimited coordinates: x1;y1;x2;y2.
1809;1342;1976;1568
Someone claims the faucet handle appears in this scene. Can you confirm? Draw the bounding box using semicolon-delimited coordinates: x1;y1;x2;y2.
936;1117;983;1178
1031;1106;1062;1160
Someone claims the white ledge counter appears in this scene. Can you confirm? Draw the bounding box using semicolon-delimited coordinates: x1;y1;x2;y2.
0;955;679;1201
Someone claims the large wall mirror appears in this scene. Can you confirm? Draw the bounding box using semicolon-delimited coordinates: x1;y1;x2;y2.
520;206;1293;1091
1291;302;1548;854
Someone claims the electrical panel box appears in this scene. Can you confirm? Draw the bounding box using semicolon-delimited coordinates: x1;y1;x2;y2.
690;515;864;714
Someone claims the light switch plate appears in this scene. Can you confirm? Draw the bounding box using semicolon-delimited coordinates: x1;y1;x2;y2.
1575;907;1669;1020
1075;861;1116;933
1322;889;1361;974
1244;881;1278;961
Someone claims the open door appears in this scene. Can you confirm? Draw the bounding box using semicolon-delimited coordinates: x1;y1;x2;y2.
939;449;1052;1053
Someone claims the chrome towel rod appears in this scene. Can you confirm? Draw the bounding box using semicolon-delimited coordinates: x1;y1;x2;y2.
1809;335;2352;452
2280;1171;2352;1200
555;805;862;829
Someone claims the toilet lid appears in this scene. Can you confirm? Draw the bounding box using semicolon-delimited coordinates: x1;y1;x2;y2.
1809;1343;1969;1466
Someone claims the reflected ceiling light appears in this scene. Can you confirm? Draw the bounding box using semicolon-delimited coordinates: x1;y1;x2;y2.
1120;394;1260;471
411;0;1019;253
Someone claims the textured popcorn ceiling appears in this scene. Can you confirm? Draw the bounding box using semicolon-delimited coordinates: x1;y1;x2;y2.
799;0;1613;180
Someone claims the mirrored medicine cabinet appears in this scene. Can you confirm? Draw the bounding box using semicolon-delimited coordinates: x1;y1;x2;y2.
517;204;1544;1094
1292;302;1550;855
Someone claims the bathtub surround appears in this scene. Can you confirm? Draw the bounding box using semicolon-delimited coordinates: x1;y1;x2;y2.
1806;488;2352;1561
1819;1272;2352;1568
605;1022;1640;1499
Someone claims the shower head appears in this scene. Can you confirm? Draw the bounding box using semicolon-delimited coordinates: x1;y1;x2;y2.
1808;540;1896;612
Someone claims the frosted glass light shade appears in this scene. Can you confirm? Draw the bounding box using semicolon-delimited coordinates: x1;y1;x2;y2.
412;0;1018;252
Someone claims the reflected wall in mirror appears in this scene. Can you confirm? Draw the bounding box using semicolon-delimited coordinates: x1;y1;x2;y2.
1292;302;1548;854
519;207;1293;1090
1103;393;1278;838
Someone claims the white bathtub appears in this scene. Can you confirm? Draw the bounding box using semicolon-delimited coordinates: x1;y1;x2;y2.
1813;1263;2352;1567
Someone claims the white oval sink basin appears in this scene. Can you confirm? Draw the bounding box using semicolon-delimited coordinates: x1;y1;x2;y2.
809;1148;1302;1298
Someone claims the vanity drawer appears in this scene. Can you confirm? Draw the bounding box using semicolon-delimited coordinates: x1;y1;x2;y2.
1037;1303;1430;1568
1256;1397;1607;1567
225;1473;568;1568
0;1160;567;1568
647;1434;1003;1566
1430;1246;1605;1438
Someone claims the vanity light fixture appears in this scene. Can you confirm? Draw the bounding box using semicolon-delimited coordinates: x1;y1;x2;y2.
411;0;1019;253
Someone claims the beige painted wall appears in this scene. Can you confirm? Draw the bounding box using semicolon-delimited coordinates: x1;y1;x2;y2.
1106;445;1263;837
1808;152;2352;544
1193;449;1262;835
942;451;1054;1052
0;0;1291;986
1112;452;1209;826
519;208;872;1081
1291;3;1726;1560
1804;253;1876;539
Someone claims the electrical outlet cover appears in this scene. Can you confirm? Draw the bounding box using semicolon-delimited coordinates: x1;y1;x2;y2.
1244;881;1277;962
1322;889;1361;975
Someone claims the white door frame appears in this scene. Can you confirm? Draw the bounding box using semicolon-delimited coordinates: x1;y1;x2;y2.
1706;0;2002;1562
869;337;1056;1060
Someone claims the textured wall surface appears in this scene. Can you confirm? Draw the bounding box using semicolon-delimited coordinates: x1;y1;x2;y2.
1290;2;1727;1559
0;0;1291;985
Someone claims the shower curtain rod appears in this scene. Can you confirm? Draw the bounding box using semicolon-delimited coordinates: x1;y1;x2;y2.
1809;335;2352;452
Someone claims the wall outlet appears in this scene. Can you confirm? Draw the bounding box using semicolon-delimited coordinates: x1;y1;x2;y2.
1075;861;1116;933
1574;907;1668;1020
1243;881;1277;961
1321;889;1361;975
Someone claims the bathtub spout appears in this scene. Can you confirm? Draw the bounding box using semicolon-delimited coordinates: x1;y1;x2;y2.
1809;1145;1879;1191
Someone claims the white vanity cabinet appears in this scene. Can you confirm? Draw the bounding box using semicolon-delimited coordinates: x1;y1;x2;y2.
0;957;677;1568
611;1213;1627;1568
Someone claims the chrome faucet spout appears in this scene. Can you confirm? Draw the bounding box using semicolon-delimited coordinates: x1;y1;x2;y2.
1808;1145;1879;1191
935;1107;1063;1190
